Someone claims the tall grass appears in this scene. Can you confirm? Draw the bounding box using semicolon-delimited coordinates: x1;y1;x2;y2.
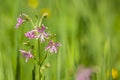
0;0;120;80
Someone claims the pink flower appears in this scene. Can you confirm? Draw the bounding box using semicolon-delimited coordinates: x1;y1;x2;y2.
45;40;62;53
16;17;24;28
76;66;93;80
37;24;47;32
24;24;50;42
19;50;34;62
36;24;50;42
25;30;36;39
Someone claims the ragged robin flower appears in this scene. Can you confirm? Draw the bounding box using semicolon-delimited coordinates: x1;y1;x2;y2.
24;24;50;42
16;17;24;28
16;14;27;28
45;40;61;53
25;30;37;39
36;24;50;43
19;49;34;62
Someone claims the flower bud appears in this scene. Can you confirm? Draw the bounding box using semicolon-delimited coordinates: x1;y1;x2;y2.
43;12;48;18
23;42;31;46
20;13;29;21
45;63;50;68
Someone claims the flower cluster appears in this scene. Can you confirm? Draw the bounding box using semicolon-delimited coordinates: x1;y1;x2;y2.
16;13;61;62
25;24;50;43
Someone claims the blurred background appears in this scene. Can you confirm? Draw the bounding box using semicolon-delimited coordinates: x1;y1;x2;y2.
0;0;120;80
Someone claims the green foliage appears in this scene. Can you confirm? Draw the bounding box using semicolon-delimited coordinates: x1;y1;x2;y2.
0;0;120;80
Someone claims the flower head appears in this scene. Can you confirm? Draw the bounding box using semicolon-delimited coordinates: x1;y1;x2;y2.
107;68;118;79
36;24;50;42
25;30;36;39
76;66;93;80
19;49;34;62
16;13;28;28
112;68;118;79
45;40;61;53
37;24;48;32
16;17;24;28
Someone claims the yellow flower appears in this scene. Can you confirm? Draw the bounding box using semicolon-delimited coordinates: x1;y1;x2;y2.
40;8;51;17
28;0;38;9
112;68;118;79
107;68;118;79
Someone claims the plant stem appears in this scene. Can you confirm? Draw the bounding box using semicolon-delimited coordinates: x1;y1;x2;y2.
29;18;35;27
38;13;48;27
25;15;35;27
38;39;42;80
32;64;35;80
40;52;48;66
15;49;20;80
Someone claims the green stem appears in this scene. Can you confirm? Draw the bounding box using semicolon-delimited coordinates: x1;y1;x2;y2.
38;13;48;27
32;64;35;80
28;18;35;28
40;52;48;66
33;52;48;80
38;39;42;80
38;17;43;27
33;52;48;67
34;57;40;65
25;15;35;28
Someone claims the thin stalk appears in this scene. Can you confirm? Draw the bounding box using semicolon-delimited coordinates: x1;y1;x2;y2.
15;49;20;80
34;53;48;67
32;64;35;80
24;14;35;27
33;57;40;66
38;13;48;27
100;41;106;80
38;39;42;80
40;52;48;66
108;39;112;80
38;16;43;27
27;17;35;28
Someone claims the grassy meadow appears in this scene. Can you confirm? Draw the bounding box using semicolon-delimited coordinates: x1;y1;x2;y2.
0;0;120;80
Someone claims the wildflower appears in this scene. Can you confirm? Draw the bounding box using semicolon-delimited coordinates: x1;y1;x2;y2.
45;40;61;53
107;68;118;79
76;66;93;80
16;13;29;28
112;68;118;79
19;49;34;62
25;30;36;39
36;24;50;42
16;17;24;28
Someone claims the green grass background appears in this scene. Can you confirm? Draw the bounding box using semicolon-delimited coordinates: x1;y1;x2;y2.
0;0;120;80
